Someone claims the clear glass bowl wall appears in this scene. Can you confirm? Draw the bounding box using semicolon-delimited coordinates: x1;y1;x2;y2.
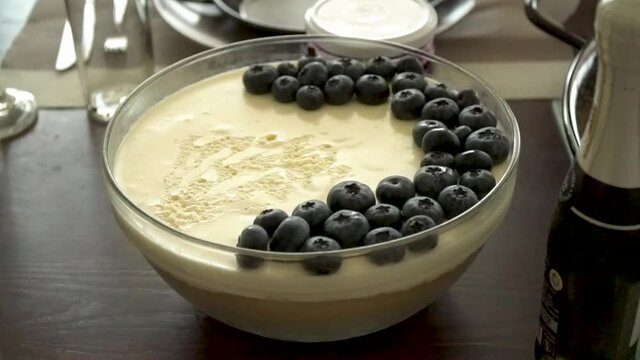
103;35;520;342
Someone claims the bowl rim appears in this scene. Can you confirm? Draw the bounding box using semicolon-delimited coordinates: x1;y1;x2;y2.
102;34;521;260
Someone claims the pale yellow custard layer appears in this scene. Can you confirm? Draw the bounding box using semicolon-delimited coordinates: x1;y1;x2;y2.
114;68;424;245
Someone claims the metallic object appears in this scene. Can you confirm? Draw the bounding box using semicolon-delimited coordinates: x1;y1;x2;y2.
154;0;475;49
525;0;596;156
0;84;37;140
219;0;318;33
103;0;129;53
82;0;96;61
55;1;96;72
213;0;473;34
524;0;586;49
55;20;76;71
64;0;154;122
434;0;475;34
562;41;595;156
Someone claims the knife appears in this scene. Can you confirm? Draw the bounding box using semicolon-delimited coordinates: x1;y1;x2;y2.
54;0;96;72
54;20;75;71
113;0;128;30
82;0;96;63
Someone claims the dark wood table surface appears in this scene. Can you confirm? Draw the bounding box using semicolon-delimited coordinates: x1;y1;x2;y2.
0;0;580;357
0;101;570;359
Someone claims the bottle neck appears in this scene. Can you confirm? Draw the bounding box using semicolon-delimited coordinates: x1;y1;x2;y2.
577;0;640;189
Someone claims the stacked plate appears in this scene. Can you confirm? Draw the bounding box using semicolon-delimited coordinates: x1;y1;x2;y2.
155;0;476;48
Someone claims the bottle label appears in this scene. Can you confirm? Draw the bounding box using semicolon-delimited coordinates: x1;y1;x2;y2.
536;259;562;358
535;168;577;358
537;258;640;359
632;298;640;348
629;284;640;348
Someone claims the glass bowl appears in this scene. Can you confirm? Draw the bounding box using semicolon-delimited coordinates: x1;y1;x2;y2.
102;35;520;342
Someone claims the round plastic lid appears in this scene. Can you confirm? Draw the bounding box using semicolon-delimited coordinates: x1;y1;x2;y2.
305;0;438;48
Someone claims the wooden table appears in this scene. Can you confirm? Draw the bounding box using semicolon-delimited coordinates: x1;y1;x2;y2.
0;0;581;357
0;101;570;359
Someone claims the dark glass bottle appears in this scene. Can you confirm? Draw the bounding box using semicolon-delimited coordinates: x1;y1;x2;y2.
534;0;640;359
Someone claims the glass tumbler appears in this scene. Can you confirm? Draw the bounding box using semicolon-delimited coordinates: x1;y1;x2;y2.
64;0;154;122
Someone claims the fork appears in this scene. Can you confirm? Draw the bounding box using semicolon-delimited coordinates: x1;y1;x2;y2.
103;0;128;53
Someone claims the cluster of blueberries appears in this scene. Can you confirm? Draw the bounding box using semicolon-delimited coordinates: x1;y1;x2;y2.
236;178;444;275
242;53;434;110
238;54;511;275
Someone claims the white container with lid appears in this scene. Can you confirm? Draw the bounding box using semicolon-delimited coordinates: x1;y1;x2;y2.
305;0;438;58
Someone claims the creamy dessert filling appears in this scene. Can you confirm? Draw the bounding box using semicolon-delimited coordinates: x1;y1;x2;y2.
114;68;424;244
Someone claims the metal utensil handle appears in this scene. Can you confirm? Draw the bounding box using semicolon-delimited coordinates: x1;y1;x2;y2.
524;0;587;49
113;0;128;30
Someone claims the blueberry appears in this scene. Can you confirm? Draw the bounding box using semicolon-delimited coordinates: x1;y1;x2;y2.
402;196;445;224
365;56;395;80
365;203;402;229
391;72;427;93
271;76;300;103
327;180;376;213
298;54;326;69
253;208;288;236
421;151;454;168
465;127;510;164
421;127;461;154
277;62;298;77
394;55;424;75
413;165;459;200
296;85;324;110
456;89;480;109
237;225;269;250
327;58;366;81
421;98;460;127
458;105;497;130
423;83;456;102
324;209;370;248
300;236;342;275
453;149;493;175
242;64;278;94
292;199;332;232
454;125;473;144
375;175;416;208
236;225;269;269
363;227;405;265
327;59;345;77
412;119;447;148
355;74;390;105
401;215;437;236
300;236;341;252
437;185;479;219
401;215;438;252
324;75;354;105
459;169;496;199
298;62;328;87
269;216;310;252
391;89;426;120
